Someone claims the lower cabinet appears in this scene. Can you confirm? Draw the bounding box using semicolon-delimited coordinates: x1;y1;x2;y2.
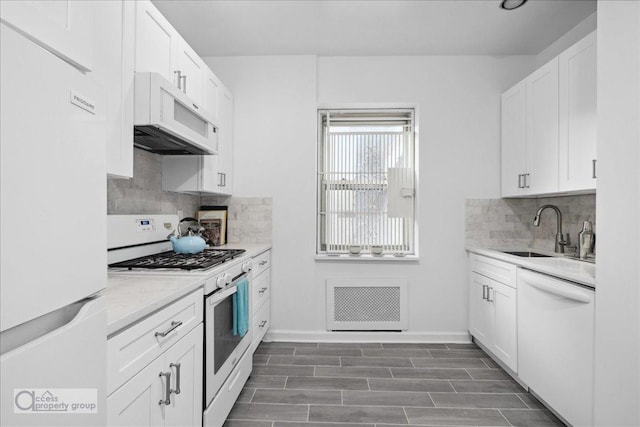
108;324;203;427
251;249;271;352
468;255;518;372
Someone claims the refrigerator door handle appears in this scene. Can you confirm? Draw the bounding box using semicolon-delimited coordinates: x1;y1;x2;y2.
0;295;103;356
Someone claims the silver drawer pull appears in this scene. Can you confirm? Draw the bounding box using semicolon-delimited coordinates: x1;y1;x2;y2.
170;362;181;395
258;287;268;294
487;287;494;302
259;260;267;266
592;159;597;179
158;371;171;406
482;284;488;300
259;320;267;328
155;320;182;338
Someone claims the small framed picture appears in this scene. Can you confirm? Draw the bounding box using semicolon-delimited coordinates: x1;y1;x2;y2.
197;206;228;246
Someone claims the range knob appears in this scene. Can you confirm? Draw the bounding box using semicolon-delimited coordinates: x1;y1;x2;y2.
216;275;227;289
224;273;233;285
241;261;253;273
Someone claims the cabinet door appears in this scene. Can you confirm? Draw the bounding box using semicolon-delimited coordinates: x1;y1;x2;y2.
501;81;527;197
217;87;234;195
526;58;559;194
135;0;179;84
469;273;492;347
0;0;93;71
204;68;221;124
489;281;517;372
107;355;164;427
559;31;597;192
164;324;203;427
177;39;205;106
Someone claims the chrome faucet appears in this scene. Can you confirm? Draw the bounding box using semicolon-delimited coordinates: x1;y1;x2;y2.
533;205;567;253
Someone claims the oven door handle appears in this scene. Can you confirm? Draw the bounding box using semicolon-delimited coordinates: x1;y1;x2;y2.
208;285;237;305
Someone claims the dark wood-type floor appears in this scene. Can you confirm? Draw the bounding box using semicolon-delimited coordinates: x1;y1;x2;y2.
223;342;565;427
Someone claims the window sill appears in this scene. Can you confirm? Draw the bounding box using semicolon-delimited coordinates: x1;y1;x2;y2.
315;254;419;262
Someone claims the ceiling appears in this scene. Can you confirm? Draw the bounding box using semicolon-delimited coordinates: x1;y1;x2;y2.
152;0;596;57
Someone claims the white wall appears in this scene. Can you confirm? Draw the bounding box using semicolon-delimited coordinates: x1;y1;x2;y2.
205;54;534;340
594;1;640;425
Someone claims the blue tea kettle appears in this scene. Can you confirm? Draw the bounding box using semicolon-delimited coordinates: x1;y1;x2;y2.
168;217;206;254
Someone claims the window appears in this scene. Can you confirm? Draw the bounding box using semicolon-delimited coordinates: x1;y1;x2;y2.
316;109;416;256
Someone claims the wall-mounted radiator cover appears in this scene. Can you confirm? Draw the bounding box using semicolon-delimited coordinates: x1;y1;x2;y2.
326;278;408;331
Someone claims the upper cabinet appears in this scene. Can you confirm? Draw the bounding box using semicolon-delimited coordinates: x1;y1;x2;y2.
0;0;94;72
501;31;596;197
177;39;206;106
558;31;597;192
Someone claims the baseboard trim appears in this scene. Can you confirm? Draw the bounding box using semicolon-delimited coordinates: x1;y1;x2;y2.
264;329;471;343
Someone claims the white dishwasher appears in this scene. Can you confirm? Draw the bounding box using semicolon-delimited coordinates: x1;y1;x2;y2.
517;269;595;427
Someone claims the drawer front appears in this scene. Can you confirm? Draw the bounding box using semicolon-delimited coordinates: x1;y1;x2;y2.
252;299;270;351
107;289;203;395
471;254;517;288
251;269;270;314
252;250;271;278
203;347;252;427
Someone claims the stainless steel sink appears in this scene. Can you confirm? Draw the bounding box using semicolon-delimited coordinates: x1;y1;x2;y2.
501;251;553;258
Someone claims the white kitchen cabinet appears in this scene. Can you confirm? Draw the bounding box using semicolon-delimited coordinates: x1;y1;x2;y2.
94;0;135;179
204;68;222;123
251;250;271;352
468;254;518;372
162;84;234;195
558;31;597;192
0;0;94;71
134;0;180;86
501;81;527;197
177;39;206;107
108;324;203;427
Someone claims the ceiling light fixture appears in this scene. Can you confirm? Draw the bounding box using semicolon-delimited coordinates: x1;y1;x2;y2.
500;0;528;10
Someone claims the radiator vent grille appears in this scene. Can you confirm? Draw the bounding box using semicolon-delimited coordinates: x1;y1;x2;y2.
327;279;408;331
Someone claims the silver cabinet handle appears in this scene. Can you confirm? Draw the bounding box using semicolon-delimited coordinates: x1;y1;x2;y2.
258;286;268;294
482;284;488;300
487;287;494;302
174;70;182;89
222;173;226;187
523;174;530;189
592;159;597;179
517;174;523;189
170;362;181;395
259;260;267;266
155;320;182;338
181;75;187;94
259;320;267;328
158;371;171;405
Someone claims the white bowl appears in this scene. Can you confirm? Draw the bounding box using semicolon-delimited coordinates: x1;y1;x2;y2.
371;245;384;255
348;245;362;255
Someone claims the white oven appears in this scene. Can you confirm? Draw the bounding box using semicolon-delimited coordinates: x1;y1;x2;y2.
204;259;253;406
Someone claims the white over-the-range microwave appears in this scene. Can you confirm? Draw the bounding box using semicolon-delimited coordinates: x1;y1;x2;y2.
134;72;218;155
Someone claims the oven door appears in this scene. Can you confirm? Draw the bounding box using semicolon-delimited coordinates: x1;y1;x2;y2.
204;274;252;406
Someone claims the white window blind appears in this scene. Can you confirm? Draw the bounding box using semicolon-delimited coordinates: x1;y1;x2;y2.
317;109;416;256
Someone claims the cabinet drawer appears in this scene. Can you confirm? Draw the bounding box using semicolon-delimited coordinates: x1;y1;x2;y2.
107;289;203;395
252;299;270;349
203;346;252;427
252;270;270;314
252;250;271;277
471;254;517;288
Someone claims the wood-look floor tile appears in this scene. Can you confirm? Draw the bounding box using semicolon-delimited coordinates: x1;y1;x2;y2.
430;392;528;409
224;420;273;427
341;356;413;367
255;347;295;355
446;343;480;350
275;422;374;427
286;376;369;391
429;349;486;359
411;358;487;369
391;367;472;380
268;355;340;366
253;355;270;365
252;389;341;405
236;388;256;403
382;343;448;349
227;403;308;421
466;368;511;381
294;347;363;357
246;375;287;389
315;366;392;379
259;342;319;348
368;378;454;392
517;393;546;409
361;348;430;358
317;342;383;349
343;390;434;407
450;380;525;393
309;405;408;424
500;409;566;426
253;364;315;377
404;407;510;426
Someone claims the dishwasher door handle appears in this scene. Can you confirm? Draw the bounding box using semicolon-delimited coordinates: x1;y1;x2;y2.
524;275;592;303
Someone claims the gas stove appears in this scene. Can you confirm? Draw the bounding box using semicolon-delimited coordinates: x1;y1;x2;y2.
109;248;246;271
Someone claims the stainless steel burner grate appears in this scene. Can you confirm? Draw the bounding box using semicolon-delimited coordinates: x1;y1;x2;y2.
109;249;246;270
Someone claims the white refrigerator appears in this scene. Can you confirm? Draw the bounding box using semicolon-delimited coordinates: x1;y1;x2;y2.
0;10;107;427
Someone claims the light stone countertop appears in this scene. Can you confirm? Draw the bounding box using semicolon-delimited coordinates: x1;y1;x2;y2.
106;242;272;336
467;247;596;288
